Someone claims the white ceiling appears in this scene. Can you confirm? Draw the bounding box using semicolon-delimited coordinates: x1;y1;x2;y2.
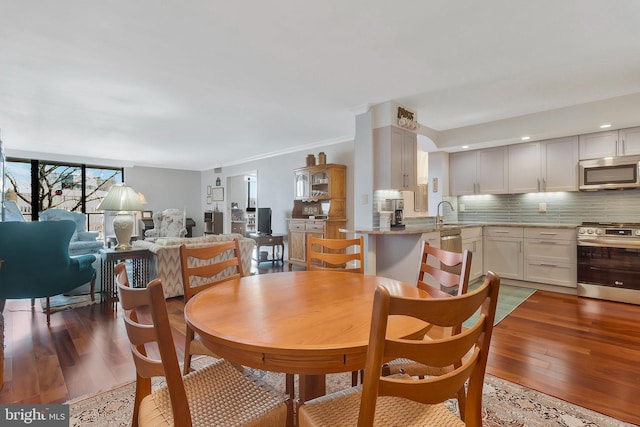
1;0;640;171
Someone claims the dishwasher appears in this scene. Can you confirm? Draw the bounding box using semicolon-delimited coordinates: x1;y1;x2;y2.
439;228;463;278
440;228;462;253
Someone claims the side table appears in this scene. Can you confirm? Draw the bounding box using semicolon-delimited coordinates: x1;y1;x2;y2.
100;248;154;306
249;233;284;264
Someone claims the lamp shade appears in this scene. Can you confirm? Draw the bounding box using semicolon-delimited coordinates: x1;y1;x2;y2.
97;184;143;250
97;184;143;212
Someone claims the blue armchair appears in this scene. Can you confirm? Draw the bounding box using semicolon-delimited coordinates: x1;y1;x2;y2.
39;209;104;256
0;220;97;325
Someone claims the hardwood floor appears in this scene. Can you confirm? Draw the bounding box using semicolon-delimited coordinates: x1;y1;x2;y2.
1;263;640;425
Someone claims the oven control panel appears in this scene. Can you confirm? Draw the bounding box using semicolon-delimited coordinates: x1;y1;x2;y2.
578;225;640;238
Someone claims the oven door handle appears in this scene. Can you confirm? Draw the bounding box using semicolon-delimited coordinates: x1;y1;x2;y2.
578;239;640;250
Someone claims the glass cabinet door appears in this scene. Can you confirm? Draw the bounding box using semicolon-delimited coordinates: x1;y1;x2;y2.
294;171;309;199
311;171;329;198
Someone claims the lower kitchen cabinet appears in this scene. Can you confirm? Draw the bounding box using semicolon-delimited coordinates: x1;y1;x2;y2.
483;226;524;280
523;227;576;288
462;227;483;282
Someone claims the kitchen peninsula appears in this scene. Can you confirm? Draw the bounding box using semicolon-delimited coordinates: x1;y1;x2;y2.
354;222;579;294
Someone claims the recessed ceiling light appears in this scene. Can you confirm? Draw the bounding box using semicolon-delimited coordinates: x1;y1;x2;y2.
521;136;530;141
600;124;612;129
461;145;469;149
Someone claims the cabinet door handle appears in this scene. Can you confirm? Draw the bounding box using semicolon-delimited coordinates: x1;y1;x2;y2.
621;139;625;155
537;178;540;192
542;178;546;191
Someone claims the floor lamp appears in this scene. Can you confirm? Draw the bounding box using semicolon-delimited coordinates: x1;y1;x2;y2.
97;184;143;251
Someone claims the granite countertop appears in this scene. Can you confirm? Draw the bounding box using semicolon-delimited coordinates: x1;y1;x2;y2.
346;222;579;235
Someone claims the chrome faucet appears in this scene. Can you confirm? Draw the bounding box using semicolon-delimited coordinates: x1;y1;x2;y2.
436;200;454;225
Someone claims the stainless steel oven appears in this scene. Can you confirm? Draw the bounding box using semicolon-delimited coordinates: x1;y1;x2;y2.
577;222;640;305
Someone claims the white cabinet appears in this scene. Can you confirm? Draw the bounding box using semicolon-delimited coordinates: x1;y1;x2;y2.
619;127;640;156
374;125;417;190
523;228;576;288
461;227;483;282
579;127;640;159
483;226;523;280
508;136;578;193
449;151;477;195
450;146;508;195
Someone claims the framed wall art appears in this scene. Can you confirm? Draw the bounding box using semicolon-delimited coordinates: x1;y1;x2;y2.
211;187;224;201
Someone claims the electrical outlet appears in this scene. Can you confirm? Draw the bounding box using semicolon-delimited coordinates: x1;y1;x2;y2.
539;202;547;213
459;204;465;212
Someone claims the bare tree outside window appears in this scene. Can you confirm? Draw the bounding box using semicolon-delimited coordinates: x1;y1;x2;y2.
5;159;122;230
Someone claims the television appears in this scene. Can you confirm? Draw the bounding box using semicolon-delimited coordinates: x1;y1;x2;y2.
257;207;272;235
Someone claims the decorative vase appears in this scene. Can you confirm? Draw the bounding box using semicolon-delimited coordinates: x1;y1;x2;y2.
318;152;326;165
306;154;316;166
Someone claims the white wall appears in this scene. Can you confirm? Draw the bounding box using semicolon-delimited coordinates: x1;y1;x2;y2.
201;141;355;237
125;166;202;235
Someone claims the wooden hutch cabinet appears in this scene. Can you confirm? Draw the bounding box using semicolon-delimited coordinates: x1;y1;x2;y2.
288;163;347;270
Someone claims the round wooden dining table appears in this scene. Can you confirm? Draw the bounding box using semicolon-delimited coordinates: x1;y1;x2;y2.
184;270;431;402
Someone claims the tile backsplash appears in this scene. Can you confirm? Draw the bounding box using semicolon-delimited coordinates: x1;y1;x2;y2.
455;189;640;224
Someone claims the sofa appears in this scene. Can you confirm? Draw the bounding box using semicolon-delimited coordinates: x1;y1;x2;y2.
133;234;255;298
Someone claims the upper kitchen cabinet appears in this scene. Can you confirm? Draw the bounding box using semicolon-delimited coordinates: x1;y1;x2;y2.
619;127;640;155
508;136;578;193
449;146;508;195
373;125;417;190
579;127;640;159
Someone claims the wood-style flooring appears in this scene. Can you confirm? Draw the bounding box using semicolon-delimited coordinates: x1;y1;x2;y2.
1;262;639;425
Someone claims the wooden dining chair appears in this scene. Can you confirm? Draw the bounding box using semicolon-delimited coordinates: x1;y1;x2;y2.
179;239;244;374
298;271;500;427
383;241;473;412
307;234;365;385
115;265;289;427
417;241;472;298
306;235;364;273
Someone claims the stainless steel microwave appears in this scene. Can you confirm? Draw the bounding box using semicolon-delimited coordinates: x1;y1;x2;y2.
579;155;640;190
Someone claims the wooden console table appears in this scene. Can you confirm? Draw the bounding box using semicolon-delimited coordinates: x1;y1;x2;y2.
249;233;284;264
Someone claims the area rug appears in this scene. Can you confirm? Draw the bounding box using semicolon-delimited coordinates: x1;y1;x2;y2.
40;292;101;314
67;357;632;427
463;283;536;329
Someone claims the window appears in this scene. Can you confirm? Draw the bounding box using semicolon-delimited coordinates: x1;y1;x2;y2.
4;158;123;234
5;159;32;221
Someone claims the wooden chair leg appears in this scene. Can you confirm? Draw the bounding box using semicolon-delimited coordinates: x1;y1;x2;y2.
46;297;51;325
90;270;96;302
351;370;359;386
183;327;195;375
285;373;295;398
457;387;467;421
30;298;35;308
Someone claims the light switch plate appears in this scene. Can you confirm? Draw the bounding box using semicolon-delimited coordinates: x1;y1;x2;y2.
539;202;547;213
